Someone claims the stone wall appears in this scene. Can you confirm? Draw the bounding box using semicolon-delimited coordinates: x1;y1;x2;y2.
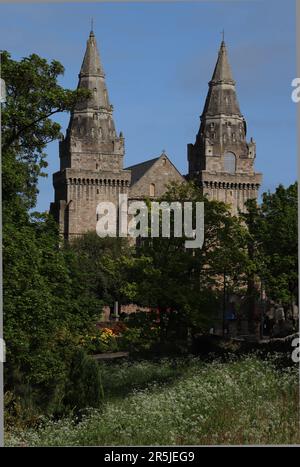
129;156;185;200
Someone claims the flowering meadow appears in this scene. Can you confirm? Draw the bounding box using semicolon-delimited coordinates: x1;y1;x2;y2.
6;356;299;446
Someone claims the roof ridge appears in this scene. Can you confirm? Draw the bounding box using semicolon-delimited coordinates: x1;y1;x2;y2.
125;156;159;170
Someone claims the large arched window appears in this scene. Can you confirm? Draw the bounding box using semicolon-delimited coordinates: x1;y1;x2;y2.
224;152;236;174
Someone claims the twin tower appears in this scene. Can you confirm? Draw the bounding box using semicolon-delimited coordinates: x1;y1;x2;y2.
50;30;262;239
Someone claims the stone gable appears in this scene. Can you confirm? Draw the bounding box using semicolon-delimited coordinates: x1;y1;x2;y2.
128;154;185;200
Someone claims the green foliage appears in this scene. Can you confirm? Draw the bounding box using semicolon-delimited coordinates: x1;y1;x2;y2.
99;359;184;399
6;357;299;446
120;312;160;354
67;233;132;308
80;328;119;354
3;214;103;414
120;182;250;338
1;51;89;212
2;48;298;431
64;350;104;413
244;183;298;305
2;51;100;417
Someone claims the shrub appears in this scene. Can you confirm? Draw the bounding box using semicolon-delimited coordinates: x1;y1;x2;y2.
119;312;160;354
80;328;119;354
64;350;104;413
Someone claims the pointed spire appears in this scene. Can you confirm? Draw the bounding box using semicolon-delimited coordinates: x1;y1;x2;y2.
80;30;104;78
65;30;120;151
201;40;241;118
210;40;235;85
188;38;260;197
75;30;111;112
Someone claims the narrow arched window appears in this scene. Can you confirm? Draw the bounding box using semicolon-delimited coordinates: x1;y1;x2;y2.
224;152;236;174
150;183;155;197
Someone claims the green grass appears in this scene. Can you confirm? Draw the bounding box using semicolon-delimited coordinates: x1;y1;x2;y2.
100;358;185;399
5;356;300;446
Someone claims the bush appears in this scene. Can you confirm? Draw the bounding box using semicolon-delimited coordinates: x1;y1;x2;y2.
119;312;160;355
64;350;104;413
80;328;120;354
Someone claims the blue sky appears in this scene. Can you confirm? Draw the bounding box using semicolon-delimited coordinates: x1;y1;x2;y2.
0;0;297;212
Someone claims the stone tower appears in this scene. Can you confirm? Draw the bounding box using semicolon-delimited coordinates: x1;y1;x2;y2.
188;41;262;214
50;30;131;238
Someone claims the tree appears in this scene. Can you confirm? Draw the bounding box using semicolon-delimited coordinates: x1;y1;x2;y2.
4;215;103;414
68;233;132;311
1;51;89;217
1;52;100;416
244;183;298;308
120;182;250;342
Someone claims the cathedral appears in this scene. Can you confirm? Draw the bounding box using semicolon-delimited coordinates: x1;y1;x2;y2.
50;30;262;238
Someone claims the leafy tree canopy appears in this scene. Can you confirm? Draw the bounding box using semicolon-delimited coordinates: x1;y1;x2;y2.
1;51;89;216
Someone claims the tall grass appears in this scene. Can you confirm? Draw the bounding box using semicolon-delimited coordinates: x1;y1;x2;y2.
6;356;299;446
100;358;185;399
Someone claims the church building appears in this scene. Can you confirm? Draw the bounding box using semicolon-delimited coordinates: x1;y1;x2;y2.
50;30;262;238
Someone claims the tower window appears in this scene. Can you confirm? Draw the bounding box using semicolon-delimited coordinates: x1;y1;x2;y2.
224;152;236;174
150;183;155;197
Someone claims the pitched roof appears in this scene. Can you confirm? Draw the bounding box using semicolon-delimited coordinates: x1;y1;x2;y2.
126;157;160;185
